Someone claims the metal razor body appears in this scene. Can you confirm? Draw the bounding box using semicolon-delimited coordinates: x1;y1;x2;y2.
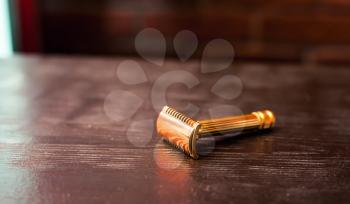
156;106;276;159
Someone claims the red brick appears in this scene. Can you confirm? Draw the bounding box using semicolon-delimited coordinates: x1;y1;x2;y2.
304;46;350;64
144;12;254;40
322;0;350;7
263;13;350;44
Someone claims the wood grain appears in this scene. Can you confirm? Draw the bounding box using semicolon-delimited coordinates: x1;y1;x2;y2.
0;55;349;203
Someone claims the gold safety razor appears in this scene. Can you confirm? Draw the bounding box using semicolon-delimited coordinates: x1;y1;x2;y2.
156;106;276;159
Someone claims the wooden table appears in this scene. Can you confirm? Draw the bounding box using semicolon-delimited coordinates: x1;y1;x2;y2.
0;55;349;203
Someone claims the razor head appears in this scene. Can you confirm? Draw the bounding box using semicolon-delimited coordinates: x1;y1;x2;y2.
156;106;200;159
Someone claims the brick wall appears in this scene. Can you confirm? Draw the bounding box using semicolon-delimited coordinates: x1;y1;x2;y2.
36;0;350;64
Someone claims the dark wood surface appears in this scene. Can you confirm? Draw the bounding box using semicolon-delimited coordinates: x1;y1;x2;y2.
0;55;350;203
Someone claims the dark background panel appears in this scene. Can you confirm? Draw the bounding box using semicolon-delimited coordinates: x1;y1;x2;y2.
11;0;350;64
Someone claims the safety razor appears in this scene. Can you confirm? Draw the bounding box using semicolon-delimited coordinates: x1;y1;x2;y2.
156;106;276;159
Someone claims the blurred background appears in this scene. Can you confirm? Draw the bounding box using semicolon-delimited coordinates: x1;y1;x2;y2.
2;0;350;64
